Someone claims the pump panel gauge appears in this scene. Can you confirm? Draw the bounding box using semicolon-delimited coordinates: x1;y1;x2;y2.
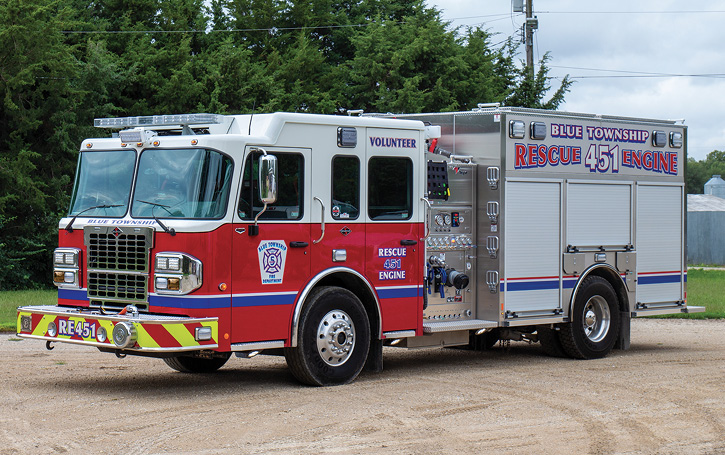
443;214;452;226
435;214;445;226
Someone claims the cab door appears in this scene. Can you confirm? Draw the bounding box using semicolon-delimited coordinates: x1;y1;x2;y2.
308;127;366;292
364;128;423;333
230;147;311;344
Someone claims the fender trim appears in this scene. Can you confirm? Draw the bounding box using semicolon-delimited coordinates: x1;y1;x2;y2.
290;267;382;348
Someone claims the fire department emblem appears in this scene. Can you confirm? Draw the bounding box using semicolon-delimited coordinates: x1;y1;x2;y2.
257;240;288;285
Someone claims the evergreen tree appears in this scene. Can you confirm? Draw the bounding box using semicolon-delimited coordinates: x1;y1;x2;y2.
0;0;81;288
0;0;575;289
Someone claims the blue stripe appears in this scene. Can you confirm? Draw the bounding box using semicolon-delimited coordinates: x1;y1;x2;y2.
150;294;229;309
506;280;560;291
500;278;577;292
377;287;420;299
232;293;296;307
58;288;88;301
639;275;683;285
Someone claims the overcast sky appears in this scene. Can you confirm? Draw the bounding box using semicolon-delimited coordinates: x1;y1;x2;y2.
425;0;725;161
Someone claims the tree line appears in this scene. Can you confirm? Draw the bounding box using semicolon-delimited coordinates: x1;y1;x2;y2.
0;0;571;289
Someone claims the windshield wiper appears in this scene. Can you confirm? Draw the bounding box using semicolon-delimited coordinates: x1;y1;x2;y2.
135;200;176;236
65;204;123;233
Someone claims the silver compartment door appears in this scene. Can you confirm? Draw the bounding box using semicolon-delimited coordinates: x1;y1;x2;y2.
636;184;685;304
503;180;562;313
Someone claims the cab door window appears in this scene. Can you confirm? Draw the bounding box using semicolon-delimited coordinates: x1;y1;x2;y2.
238;152;303;220
368;157;413;220
331;155;360;220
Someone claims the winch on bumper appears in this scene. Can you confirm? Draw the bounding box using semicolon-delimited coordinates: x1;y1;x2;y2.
17;305;218;355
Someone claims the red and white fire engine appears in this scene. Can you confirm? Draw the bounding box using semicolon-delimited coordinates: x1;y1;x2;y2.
17;107;703;385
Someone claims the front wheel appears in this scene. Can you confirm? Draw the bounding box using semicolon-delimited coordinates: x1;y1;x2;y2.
163;353;231;373
285;286;370;386
559;276;620;359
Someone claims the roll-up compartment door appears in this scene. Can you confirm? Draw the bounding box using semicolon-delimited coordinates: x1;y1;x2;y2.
503;180;561;313
636;184;684;304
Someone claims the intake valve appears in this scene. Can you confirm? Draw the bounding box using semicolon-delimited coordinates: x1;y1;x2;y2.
446;269;469;289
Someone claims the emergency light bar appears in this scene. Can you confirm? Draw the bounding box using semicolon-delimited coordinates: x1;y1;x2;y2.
94;113;224;129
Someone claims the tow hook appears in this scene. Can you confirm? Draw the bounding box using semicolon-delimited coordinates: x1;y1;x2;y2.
45;341;55;351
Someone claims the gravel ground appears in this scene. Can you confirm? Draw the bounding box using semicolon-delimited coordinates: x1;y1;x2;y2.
1;318;724;455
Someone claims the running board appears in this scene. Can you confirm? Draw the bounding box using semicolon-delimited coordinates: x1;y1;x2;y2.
423;319;498;334
632;306;705;317
230;340;285;351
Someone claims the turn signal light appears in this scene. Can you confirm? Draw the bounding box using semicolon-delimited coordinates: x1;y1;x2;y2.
167;278;181;291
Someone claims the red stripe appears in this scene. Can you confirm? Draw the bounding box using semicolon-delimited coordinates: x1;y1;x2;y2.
141;324;182;348
507;275;561;281
639;271;681;275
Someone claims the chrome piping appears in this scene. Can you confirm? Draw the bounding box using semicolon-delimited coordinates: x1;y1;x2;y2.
568;263;628;316
16;334;217;352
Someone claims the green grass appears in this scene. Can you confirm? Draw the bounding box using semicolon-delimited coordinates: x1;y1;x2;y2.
0;289;57;332
1;270;723;332
663;268;725;319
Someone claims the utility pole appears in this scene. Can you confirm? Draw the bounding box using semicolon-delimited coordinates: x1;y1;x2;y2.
525;0;538;79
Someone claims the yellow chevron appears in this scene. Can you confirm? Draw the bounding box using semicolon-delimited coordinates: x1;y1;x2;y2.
33;314;57;337
99;319;115;343
135;324;161;348
164;323;198;347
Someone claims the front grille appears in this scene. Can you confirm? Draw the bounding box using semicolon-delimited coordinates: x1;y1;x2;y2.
87;272;147;301
84;226;154;306
87;232;149;272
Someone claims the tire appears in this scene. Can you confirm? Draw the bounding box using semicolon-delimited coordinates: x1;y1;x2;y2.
559;276;620;359
285;286;370;386
163;353;231;373
538;327;567;358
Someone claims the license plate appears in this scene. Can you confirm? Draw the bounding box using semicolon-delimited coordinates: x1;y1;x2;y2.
57;318;99;339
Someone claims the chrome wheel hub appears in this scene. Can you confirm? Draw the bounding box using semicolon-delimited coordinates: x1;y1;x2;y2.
582;295;611;343
317;310;356;366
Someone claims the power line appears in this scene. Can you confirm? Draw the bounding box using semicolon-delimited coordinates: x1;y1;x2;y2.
62;23;370;34
550;65;725;79
537;10;725;14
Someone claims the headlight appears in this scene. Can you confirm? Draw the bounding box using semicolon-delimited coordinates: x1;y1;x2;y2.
54;248;80;267
52;248;81;288
154;252;202;295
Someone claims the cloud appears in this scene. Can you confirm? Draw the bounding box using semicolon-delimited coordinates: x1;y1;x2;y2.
426;0;725;159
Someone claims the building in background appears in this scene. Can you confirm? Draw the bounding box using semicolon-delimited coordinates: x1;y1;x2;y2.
687;175;725;265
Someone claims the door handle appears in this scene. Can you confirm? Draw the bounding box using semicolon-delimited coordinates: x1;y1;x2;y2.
400;239;417;246
313;197;325;244
290;241;309;248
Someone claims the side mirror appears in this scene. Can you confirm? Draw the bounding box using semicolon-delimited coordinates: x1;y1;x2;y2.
259;154;277;204
250;152;277;236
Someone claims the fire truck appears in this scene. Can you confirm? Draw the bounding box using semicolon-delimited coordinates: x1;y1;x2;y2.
16;107;703;385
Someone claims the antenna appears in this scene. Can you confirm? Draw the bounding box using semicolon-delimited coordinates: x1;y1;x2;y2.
248;100;256;135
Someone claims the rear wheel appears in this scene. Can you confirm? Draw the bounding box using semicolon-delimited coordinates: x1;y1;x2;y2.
285;286;370;386
559;276;620;359
163;353;231;373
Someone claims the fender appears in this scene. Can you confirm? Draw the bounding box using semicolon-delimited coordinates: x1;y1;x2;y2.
290;267;382;348
568;263;630;317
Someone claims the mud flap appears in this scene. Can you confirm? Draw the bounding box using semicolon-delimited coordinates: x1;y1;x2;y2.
615;310;631;350
364;338;384;373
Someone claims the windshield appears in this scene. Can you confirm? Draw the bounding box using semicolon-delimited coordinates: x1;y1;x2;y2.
131;149;233;219
68;150;136;217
